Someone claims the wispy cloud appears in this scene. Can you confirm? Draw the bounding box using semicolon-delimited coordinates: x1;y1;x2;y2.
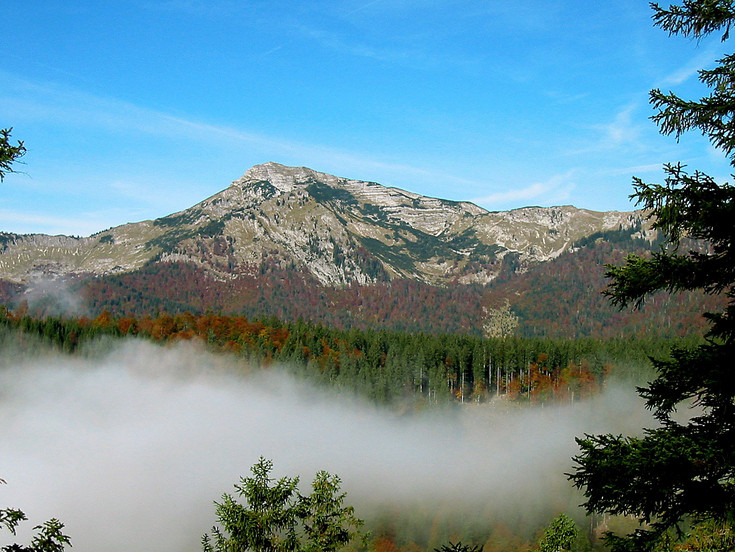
343;0;385;17
471;170;576;208
0;71;492;227
290;19;480;73
658;46;720;87
566;102;647;156
142;0;247;18
598;104;642;148
294;25;421;67
0;71;330;161
544;90;590;104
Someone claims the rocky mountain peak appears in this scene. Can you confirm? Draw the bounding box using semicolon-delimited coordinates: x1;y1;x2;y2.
0;163;652;288
234;162;346;194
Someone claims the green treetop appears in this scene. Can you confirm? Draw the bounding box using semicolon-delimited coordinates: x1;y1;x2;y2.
0;128;25;182
202;457;365;552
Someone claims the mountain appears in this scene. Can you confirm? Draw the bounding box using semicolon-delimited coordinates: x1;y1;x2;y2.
0;162;647;287
6;162;713;339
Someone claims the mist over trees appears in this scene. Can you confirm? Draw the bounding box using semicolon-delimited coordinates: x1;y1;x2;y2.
1;130;71;552
0;305;686;406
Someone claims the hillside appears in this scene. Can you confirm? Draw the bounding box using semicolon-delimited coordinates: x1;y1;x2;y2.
45;228;714;340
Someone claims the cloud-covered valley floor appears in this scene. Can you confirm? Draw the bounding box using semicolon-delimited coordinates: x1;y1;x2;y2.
1;338;655;551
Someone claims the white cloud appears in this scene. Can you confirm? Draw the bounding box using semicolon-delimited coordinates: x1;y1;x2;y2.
0;71;503;234
659;46;720;87
565;102;648;157
0;71;460;189
142;0;248;17
471;170;576;208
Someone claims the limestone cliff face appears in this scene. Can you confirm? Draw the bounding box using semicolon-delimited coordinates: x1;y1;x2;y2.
0;163;648;286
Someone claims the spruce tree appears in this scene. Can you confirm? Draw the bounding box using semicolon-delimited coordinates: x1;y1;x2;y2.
569;2;735;551
202;458;364;552
0;128;25;181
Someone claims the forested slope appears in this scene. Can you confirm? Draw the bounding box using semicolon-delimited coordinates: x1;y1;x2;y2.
3;224;718;341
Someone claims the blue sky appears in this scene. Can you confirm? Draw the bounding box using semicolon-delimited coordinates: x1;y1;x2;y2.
1;0;732;236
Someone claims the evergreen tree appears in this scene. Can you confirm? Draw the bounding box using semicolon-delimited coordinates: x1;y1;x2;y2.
433;543;483;552
569;2;735;551
0;128;25;182
202;458;364;552
537;514;580;552
1;480;71;552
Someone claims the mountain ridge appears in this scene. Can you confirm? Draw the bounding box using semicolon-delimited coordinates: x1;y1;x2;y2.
0;162;649;287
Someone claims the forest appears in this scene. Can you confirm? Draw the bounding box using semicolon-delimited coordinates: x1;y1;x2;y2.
0;306;686;406
0;304;723;552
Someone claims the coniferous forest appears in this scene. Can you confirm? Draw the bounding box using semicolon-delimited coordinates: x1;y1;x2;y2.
0;306;688;406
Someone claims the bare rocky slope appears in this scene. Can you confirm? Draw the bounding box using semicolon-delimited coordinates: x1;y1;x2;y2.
0;162;649;287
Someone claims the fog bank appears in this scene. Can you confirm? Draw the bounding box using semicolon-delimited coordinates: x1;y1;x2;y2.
0;339;654;551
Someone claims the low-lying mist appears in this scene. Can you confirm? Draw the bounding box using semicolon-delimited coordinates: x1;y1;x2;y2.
0;336;655;551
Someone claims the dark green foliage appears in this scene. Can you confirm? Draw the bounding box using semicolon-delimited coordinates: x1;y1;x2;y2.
651;0;735;39
299;471;365;552
0;304;678;405
0;233;15;250
145;230;188;251
571;223;660;250
607;166;735;304
434;542;483;552
358;237;417;274
351;213;502;273
447;229;504;258
537;514;580;552
202;458;364;552
569;3;735;551
153;208;204;227
0;313;93;352
0;128;25;182
1;481;71;552
306;181;358;205
147;218;225;252
247;179;279;199
198;220;226;237
357;201;387;220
